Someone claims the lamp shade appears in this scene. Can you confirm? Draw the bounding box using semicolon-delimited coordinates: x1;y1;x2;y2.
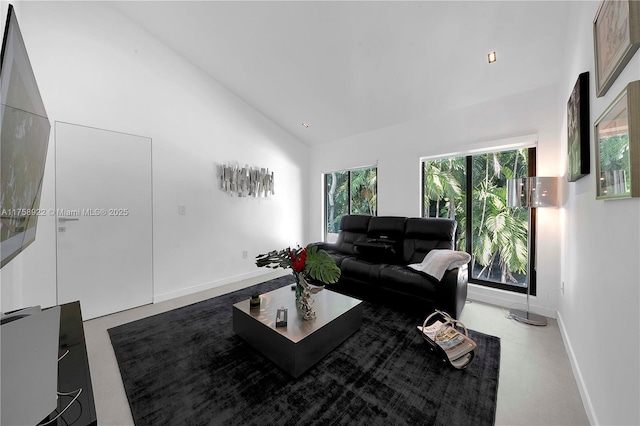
529;177;558;207
507;178;528;208
507;177;558;208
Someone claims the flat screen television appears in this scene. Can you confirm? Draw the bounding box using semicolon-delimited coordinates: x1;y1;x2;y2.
0;6;60;426
1;3;51;268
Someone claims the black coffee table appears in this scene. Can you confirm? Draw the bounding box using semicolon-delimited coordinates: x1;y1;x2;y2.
232;285;362;378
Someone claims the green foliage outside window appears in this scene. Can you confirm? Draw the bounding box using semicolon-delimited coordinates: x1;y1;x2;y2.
350;168;377;216
326;167;377;234
326;171;348;234
423;149;530;287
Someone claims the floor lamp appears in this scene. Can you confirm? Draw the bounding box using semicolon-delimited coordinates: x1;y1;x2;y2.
506;177;558;326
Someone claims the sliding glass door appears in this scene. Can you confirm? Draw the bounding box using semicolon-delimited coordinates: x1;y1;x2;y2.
422;148;535;294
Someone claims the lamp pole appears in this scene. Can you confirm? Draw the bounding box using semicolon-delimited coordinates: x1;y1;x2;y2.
506;177;557;326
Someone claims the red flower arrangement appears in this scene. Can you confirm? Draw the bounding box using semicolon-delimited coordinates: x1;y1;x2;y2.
256;245;340;285
290;248;307;273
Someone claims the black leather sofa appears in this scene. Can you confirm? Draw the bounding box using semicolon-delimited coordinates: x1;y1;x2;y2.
313;215;468;319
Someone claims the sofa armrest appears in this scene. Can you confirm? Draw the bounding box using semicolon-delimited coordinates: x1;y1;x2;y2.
437;264;468;319
307;241;335;252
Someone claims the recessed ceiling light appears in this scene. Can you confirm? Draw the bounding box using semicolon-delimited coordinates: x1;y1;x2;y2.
488;51;497;63
301;122;309;128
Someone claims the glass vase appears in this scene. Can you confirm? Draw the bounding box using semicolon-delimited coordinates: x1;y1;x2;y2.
293;272;316;320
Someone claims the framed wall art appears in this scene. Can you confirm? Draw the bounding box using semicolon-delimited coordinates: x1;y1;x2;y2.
594;80;640;200
593;0;640;98
567;72;590;182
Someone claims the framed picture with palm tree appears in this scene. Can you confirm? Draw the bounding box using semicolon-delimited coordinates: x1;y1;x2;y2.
567;72;590;182
594;80;640;200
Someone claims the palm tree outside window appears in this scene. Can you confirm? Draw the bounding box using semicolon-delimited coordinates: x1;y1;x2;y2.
422;148;536;294
325;167;377;242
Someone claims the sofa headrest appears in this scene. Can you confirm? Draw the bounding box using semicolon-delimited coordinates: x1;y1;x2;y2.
339;215;371;233
405;218;456;248
367;216;407;239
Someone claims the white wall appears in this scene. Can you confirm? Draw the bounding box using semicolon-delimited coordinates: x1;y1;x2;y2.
1;1;308;310
558;2;640;425
309;83;563;318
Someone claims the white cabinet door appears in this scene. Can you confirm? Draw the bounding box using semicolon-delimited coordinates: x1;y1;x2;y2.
55;122;152;320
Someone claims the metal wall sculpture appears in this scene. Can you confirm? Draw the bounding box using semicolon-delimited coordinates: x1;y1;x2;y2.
220;164;274;197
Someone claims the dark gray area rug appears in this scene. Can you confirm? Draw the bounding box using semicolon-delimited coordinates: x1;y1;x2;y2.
108;276;500;426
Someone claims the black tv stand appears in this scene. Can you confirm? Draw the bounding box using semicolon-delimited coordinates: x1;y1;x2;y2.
39;302;97;426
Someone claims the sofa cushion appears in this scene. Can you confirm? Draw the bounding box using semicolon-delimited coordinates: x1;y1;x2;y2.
325;252;353;268
367;216;407;241
402;217;457;264
333;215;371;255
341;258;385;283
379;265;438;299
353;238;398;262
362;216;407;262
340;214;371;233
332;215;371;255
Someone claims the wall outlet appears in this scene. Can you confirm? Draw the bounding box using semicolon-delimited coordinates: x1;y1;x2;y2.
243;250;248;259
178;205;186;215
561;281;565;295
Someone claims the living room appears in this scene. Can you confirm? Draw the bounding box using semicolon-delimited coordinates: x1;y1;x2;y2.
1;1;638;425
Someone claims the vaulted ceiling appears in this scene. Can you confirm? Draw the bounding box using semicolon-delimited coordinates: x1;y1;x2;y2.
113;1;574;146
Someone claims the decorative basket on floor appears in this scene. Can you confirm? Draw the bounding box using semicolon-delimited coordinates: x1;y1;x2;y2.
418;310;478;369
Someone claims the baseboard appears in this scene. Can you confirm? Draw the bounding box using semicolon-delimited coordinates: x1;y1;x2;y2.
467;283;557;319
556;311;597;426
153;269;290;303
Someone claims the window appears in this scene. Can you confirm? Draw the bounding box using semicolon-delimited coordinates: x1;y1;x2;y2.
422;148;536;294
325;167;377;242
